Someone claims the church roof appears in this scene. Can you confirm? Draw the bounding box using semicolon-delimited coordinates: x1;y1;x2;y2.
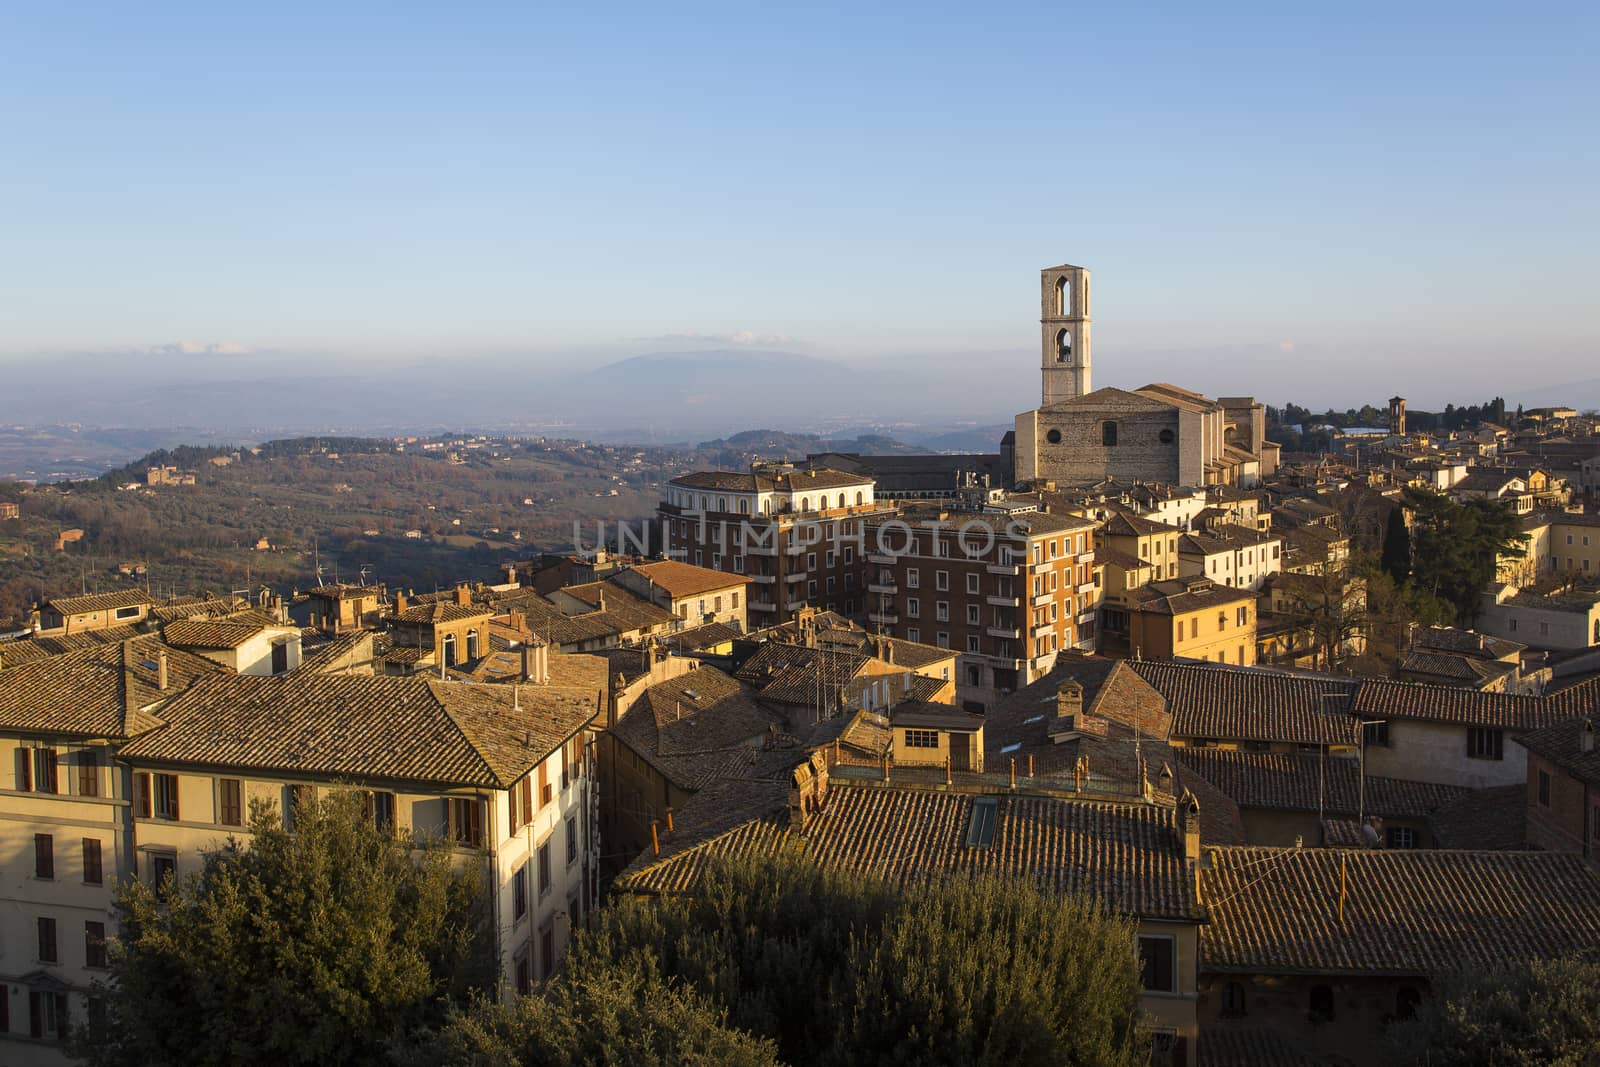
1035;387;1176;415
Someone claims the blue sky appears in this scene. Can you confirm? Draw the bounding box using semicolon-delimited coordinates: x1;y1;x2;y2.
1;2;1595;408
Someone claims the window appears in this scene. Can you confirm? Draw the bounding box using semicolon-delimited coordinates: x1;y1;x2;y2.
1467;728;1504;761
29;990;68;1041
38;916;58;963
907;569;920;588
513;862;528;919
1309;984;1335;1022
935;601;949;622
1218;611;1227;631
1159;428;1175;444
1221;980;1246;1018
907;627;920;643
1046;428;1062;444
1386;826;1417;849
285;784;314;829
1055;327;1072;361
83;838;103;885
907;598;920;618
966;605;980;625
154;773;180;820
271;639;290;674
1102;421;1118;447
904;729;939;749
967;634;981;653
114;604;142;621
15;747;32;791
1138;935;1175;992
449;798;485;848
150;853;177;897
77;750;99;797
539;762;552;807
514;950;532;995
35;833;54;879
936;570;949;591
566;816;579;865
540;923;555;980
538;841;552;895
85;921;107;968
1236;606;1249;626
1538;769;1551;807
1362;721;1390;748
218;778;244;826
35;747;58;793
510;776;532;834
966;797;999;847
966;573;980;594
365;790;395;831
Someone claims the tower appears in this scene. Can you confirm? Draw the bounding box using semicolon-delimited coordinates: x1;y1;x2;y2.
1389;396;1407;437
1040;263;1091;404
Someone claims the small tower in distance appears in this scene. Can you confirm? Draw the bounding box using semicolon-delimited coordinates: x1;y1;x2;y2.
1389;396;1407;437
1040;263;1092;405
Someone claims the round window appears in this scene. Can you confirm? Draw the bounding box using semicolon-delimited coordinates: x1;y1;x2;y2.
1046;429;1062;444
1159;429;1175;444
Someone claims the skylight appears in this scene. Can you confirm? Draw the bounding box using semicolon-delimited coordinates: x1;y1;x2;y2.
966;797;999;848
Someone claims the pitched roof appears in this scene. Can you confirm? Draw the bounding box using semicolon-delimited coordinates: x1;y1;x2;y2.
1129;662;1360;746
163;618;291;650
1129;578;1257;615
1200;846;1600;976
1426;785;1530;851
387;601;492;625
0;636;226;740
1350;678;1573;730
118;673;599;788
626;560;751;598
618;778;1203;921
671;468;872;493
611;667;782;791
1514;715;1600;786
1176;748;1468;819
42;589;155;616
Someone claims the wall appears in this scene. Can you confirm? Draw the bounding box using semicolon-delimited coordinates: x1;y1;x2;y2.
1138;919;1200;1067
1197;972;1427;1064
1024;407;1186;487
1363;719;1527;788
1522;750;1595;869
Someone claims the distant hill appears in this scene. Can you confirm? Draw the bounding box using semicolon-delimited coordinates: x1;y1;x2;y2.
695;429;925;455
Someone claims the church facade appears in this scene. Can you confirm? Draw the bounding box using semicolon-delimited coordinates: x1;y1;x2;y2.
1013;263;1277;489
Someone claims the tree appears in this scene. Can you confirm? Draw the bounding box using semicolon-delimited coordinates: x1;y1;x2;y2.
76;791;494;1067
1402;488;1527;625
1380;507;1411;585
1388;954;1600;1065
415;853;1150;1067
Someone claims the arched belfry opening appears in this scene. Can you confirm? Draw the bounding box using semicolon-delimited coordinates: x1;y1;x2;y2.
1056;329;1072;363
1056;275;1071;316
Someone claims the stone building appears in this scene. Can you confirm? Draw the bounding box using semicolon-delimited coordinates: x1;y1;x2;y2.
1012;263;1276;489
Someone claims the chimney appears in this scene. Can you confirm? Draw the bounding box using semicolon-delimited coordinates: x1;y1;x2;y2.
1583;718;1596;754
788;754;828;833
454;584;471;607
1048;679;1085;744
510;608;526;633
1180;790;1202;900
394;591;407;615
527;639;550;685
157;651;169;691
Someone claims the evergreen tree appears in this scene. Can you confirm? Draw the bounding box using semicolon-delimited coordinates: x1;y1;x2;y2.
1380;507;1411;584
76;792;494;1067
1389;954;1600;1065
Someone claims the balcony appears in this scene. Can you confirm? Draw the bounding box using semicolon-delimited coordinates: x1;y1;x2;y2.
785;598;808;611
784;571;808;584
745;541;779;557
987;595;1020;607
1078;610;1097;625
750;600;778;613
986;563;1020;576
1078;581;1097;594
867;553;895;565
1031;592;1054;607
869;611;900;625
748;573;776;585
868;581;898;595
986;626;1022;640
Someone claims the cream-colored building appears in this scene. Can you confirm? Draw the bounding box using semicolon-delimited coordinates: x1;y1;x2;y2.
161;617;304;675
0;637;225;1062
114;656;604;1000
32;590;155;637
609;559;752;631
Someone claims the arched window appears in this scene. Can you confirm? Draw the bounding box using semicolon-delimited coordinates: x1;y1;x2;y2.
466;630;479;661
1221;981;1246;1018
717;496;727;512
1309;984;1335;1022
442;633;457;667
739;498;750;515
1396;986;1421;1020
1102;421;1119;447
1056;275;1070;316
837;494;845;509
1056;328;1073;363
855;491;864;505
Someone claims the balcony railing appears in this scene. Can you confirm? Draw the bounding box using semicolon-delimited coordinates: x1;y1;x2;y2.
868;611;900;625
986;626;1022;639
868;582;898;595
987;595;1021;607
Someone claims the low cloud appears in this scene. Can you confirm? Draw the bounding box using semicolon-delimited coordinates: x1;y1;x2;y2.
143;340;254;357
638;329;799;347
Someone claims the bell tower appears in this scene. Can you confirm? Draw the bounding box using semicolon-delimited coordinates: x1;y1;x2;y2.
1040;263;1091;404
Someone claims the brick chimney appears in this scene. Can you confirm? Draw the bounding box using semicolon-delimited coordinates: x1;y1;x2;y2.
1048;679;1085;744
454;584;471;607
787;750;829;833
1179;789;1202;903
509;608;526;633
394;590;407;615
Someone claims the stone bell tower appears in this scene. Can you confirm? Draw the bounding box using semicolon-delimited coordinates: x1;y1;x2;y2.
1040;263;1091;404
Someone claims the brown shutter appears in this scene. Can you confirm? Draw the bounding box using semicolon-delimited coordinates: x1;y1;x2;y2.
135;773;152;818
537;763;549;808
521;776;533;826
77;751;98;797
41;749;59;793
15;749;31;792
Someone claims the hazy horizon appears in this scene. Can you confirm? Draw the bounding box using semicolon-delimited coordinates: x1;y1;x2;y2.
2;3;1595;421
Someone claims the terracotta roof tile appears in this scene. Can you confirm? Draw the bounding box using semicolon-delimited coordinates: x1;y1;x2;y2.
1129;662;1360;746
1176;749;1468;819
43;589;155;616
1200;846;1600;975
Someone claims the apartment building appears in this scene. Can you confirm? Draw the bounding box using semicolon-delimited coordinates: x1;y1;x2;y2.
1109;577;1258;666
659;467;888;625
114;652;602;1001
861;506;1096;708
1176;524;1282;592
0;637;225;1062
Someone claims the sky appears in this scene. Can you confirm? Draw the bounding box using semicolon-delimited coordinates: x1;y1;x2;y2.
0;2;1596;413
